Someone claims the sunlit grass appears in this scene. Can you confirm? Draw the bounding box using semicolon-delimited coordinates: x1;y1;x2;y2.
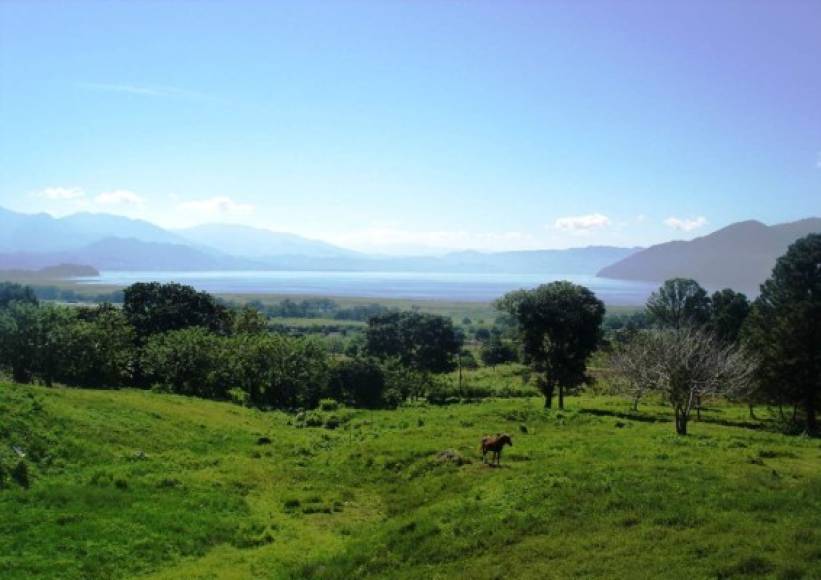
1;381;819;578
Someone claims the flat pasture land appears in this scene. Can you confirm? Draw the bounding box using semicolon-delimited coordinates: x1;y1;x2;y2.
1;384;819;579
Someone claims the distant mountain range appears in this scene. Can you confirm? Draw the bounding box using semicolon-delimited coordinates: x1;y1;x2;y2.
598;218;821;292
0;207;639;275
176;223;359;259
0;206;817;292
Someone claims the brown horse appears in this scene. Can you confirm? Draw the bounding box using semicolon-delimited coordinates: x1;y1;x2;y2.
481;433;512;466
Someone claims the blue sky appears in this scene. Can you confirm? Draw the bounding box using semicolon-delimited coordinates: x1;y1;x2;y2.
1;0;819;253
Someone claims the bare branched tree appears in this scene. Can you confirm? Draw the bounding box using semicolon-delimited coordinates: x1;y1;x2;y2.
613;328;757;434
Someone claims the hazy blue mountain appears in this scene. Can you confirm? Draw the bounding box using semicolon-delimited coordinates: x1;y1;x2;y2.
0;238;259;272
60;212;185;245
0;207;184;252
597;218;821;292
176;223;358;259
241;245;640;274
0;207;79;253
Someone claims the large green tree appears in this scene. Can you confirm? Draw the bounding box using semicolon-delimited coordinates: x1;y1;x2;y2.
496;281;605;409
0;301;42;383
744;234;821;433
708;288;750;344
123;282;231;340
0;282;38;309
365;311;461;375
646;278;711;329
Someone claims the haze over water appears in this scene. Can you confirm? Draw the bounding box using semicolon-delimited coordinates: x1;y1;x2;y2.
80;270;658;305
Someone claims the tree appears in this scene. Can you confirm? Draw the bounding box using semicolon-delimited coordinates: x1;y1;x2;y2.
123;282;231;340
232;305;269;335
744;234;821;433
0;301;41;383
66;305;136;388
479;334;517;368
141;327;224;398
365;311;461;375
646;278;711;329
220;333;329;409
708;289;750;344
0;282;37;309
327;357;386;408
474;327;491;342
33;304;79;387
615;328;756;434
496;281;605;409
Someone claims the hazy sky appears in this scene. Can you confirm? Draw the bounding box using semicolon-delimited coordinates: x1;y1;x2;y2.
1;1;819;253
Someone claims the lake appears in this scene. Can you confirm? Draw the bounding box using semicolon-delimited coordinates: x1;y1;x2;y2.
78;270;657;305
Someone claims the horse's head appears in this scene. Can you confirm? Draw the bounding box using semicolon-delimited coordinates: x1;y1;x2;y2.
499;433;513;447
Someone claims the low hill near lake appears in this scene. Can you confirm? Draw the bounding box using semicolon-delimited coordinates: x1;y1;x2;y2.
1;383;819;578
598;218;821;292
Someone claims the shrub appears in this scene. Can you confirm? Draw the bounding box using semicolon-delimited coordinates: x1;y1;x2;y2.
327;357;386;408
11;460;29;488
319;398;340;411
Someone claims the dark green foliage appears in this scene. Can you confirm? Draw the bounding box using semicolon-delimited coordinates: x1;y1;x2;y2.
0;301;41;383
254;297;393;321
327;357;386;408
141;327;226;399
0;282;38;309
646;278;711;329
496;281;605;409
142;329;329;408
744;234;821;433
365;311;461;374
123;282;231;340
473;327;491;342
479;334;517;367
458;349;479;370
0;302;135;388
231;305;269;335
11;460;29;488
709;288;750;343
603;309;650;344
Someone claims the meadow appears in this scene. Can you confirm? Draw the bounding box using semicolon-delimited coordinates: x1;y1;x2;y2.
2;375;820;579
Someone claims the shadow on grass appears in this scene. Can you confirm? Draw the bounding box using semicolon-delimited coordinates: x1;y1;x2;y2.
579;408;665;424
579;407;783;434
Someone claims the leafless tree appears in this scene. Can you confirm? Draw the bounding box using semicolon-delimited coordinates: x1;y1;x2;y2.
613;328;757;434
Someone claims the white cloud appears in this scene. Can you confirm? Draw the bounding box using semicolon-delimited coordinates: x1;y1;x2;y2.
36;186;86;200
177;196;255;218
663;216;707;232
553;213;611;233
94;189;145;206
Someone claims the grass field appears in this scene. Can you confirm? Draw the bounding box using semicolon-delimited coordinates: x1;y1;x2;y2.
2;381;820;579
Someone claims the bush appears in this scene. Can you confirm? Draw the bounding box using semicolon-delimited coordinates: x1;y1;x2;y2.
327;357;386;408
11;460;29;489
319;398;340;411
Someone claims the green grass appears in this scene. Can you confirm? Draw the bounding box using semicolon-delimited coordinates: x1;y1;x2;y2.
2;383;820;579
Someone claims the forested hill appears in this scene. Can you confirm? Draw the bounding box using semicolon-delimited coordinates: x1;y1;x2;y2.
597;218;821;292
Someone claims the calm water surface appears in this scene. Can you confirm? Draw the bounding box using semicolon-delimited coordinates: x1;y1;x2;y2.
79;270;657;305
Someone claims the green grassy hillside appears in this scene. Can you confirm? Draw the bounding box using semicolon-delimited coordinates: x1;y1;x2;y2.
1;384;820;579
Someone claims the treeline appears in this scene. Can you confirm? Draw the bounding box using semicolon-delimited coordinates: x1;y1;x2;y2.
31;284;123;304
609;234;821;434
1;233;818;434
245;298;394;321
0;282;463;410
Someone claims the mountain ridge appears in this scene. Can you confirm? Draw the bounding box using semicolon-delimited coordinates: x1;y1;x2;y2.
597;217;821;292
